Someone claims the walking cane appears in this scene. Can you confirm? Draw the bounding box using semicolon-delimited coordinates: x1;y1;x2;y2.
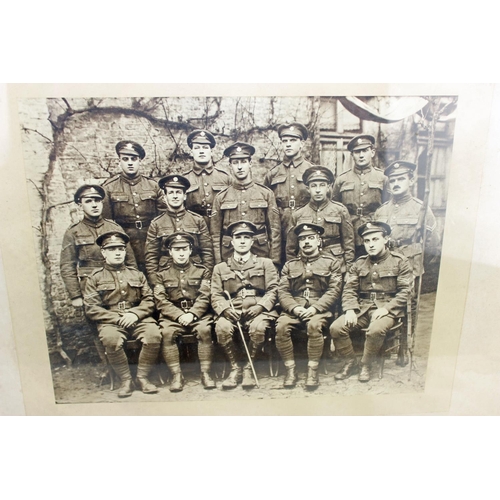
224;290;260;388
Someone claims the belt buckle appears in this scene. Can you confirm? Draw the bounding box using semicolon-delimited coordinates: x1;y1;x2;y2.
206;207;212;218
303;288;310;300
180;300;189;310
370;292;376;301
356;208;363;216
240;289;247;299
118;301;127;311
135;220;143;230
288;199;296;209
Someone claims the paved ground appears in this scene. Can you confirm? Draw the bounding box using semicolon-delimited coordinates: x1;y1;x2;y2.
51;293;436;405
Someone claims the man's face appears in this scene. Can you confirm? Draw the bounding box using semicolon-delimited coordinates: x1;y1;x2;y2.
80;196;103;218
298;234;321;256
388;173;413;197
230;158;251;181
307;181;329;203
119;153;141;177
363;231;389;257
351;146;375;168
170;244;192;265
231;233;254;254
164;187;186;210
281;136;304;159
101;245;127;266
191;143;212;165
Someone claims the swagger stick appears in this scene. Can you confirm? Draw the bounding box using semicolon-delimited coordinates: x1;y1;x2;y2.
224;290;259;388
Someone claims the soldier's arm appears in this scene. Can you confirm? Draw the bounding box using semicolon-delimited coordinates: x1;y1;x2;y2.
210;195;223;264
197;217;215;271
101;183;114;220
381;175;390;203
210;265;231;316
125;241;138;269
153;282;185;322
331;178;342;202
156;186;167;214
144;222;161;286
340;206;355;267
341;263;361;313
266;191;282;266
285;213;299;262
128;273;156;321
277;263;301;314
311;258;343;313
384;257;413;317
424;207;440;251
83;275;121;324
190;267;211;318
59;229;81;300
258;259;279;311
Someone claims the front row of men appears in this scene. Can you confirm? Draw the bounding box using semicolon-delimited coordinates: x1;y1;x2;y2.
82;216;412;398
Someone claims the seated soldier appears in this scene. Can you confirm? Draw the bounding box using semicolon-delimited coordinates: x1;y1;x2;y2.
211;221;279;389
84;231;162;398
154;232;215;392
276;223;342;389
329;222;412;383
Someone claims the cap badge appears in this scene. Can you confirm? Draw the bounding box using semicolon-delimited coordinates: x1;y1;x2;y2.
175;235;182;240
242;223;247;228
304;225;310;230
111;235;117;241
290;126;295;131
394;163;399;168
173;177;178;182
236;147;242;152
315;170;321;175
367;223;372;228
200;131;205;136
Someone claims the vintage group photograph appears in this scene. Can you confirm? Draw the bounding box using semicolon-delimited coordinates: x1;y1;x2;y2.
16;94;457;405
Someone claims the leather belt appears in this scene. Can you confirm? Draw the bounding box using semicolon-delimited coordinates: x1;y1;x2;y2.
276;199;299;210
174;299;195;310
322;237;341;246
120;221;150;230
106;301;139;311
359;292;395;300
390;238;414;248
237;289;259;299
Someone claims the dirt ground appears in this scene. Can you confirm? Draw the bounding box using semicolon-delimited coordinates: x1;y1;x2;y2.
51;293;436;405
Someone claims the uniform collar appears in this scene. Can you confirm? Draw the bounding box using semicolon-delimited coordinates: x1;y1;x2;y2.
104;263;127;271
230;253;256;269
173;260;192;271
282;154;305;168
120;173;142;185
300;251;321;263
309;199;329;211
392;192;412;205
166;205;186;217
369;248;390;263
82;216;104;228
353;165;372;175
232;178;254;190
192;162;214;175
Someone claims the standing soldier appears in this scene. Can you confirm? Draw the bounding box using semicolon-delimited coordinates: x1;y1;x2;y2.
211;142;281;266
264;122;314;262
84;231;162;398
329;222;412;383
145;174;214;286
332;134;388;257
285;166;355;274
211;221;279;389
154;232;215;393
102;140;165;273
182;129;231;231
276;223;342;389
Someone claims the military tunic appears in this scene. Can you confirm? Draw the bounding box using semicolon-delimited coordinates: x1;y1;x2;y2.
276;254;342;363
101;174;166;270
332;166;388;247
144;207;214;286
373;193;438;277
285;200;355;273
211;254;279;345
211;180;281;266
60;217;137;300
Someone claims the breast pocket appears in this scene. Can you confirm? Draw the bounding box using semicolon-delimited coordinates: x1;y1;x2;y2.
74;236;96;261
394;216;419;240
249;200;268;223
312;269;331;291
128;280;144;302
339;182;355;205
377;270;397;292
248;268;265;291
110;192;129;203
220;271;239;294
96;281;116;300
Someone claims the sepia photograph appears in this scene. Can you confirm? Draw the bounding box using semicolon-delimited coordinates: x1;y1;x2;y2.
15;92;457;406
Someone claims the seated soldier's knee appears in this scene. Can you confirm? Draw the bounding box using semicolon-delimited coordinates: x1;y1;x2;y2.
98;326;123;350
329;316;349;339
215;318;233;345
195;325;213;344
141;325;162;345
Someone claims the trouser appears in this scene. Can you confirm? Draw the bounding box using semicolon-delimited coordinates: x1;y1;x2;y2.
275;312;332;364
159;315;214;370
329;309;396;365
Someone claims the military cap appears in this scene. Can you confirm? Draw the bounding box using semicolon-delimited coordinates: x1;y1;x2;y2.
277;122;308;141
158;174;191;192
74;184;105;204
223;142;256;159
384;160;417;177
347;134;376;152
227;220;258;237
164;232;196;249
294;223;325;237
303;166;335;185
115;140;146;160
358;221;392;238
96;230;130;248
187;129;216;149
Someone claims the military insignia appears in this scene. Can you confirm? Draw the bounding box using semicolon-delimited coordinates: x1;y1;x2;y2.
175;235;182;240
290;126;295;131
242;223;247;228
236;147;242;152
200;131;205;136
394;163;399;168
315;170;321;175
304;225;310;230
173;176;178;182
111;235;117;241
366;223;372;228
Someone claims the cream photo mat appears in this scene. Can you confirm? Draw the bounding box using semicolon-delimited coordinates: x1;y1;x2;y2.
0;83;493;415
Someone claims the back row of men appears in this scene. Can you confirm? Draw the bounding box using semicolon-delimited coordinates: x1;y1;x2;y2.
60;123;439;397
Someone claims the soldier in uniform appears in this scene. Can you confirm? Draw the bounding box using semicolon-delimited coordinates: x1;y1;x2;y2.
329;222;412;383
102;141;165;273
264;122;314;263
285;166;355;274
144;174;214;287
83;231;162;398
276;223;342;389
153;232;215;392
332;134;388;257
60;185;137;366
182;129;231;231
211;221;279;389
211;142;281;266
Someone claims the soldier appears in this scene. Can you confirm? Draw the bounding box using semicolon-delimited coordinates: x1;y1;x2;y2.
264;122;314;262
182;129;231;231
144;174;214;286
153;232;215;392
276;223;342;389
211;221;279;389
329;222;412;383
83;231;162;398
285;166;355;274
211;142;281;266
102;140;165;273
332;134;388;257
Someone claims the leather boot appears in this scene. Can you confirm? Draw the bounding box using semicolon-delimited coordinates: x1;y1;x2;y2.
201;371;216;389
106;348;133;398
305;366;319;389
335;357;358;380
136;343;160;394
358;364;371;382
170;372;184;392
221;341;242;390
283;365;298;388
